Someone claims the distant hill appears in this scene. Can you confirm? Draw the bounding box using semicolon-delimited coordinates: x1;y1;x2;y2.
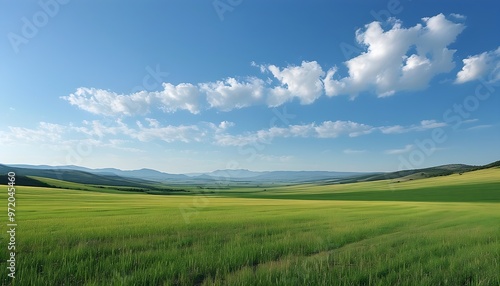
4;164;369;184
0;174;52;188
0;164;156;188
250;171;367;183
2;160;499;187
338;164;476;184
196;169;366;183
9;164;189;182
476;160;500;169
204;169;263;178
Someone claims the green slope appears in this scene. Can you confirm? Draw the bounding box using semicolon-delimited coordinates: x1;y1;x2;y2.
30;176;189;195
0;164;156;188
214;167;500;203
0;174;51;188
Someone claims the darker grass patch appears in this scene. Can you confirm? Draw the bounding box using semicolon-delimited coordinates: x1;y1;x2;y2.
221;182;500;203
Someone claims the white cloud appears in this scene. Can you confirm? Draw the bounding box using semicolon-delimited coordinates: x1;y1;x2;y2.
255;154;293;162
467;124;493;131
419;120;447;130
156;83;200;114
145;118;160;128
325;13;465;97
214;118;448;147
288;124;315;137
218;121;235;130
214;120;374;146
266;61;325;106
77;119;215;144
0;122;66;144
462;119;479;124
385;144;414;155
74;119;130;138
130;124;202;143
379;125;405;134
62;83;200;116
62;87;154;116
455;46;500;84
0;121;146;154
62;14;470;116
200;77;265;111
380;119;447;134
213;134;248;147
450;13;466;20
315;121;374;138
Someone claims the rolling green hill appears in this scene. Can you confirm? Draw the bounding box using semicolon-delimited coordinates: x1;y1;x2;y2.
0;174;51;188
2;160;498;189
213;167;500;203
28;176;190;195
344;163;476;183
0;164;157;188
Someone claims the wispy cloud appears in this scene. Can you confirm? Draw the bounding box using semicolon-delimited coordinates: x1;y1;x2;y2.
450;13;466;20
1;117;451;149
0;122;66;144
62;84;200;117
456;46;500;84
385;144;414;155
214;120;375;147
467;124;493;131
343;149;367;154
380;120;447;134
255;154;294;162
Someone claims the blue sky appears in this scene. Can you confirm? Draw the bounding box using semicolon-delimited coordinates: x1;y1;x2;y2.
1;0;499;173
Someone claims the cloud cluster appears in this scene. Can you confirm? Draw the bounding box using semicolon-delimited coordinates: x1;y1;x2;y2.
214;121;372;147
213;119;447;147
1;118;451;149
157;83;200;114
63;84;200;117
61;14;485;117
455;47;500;83
200;77;265;111
63;88;153;116
266;61;325;106
325;14;465;97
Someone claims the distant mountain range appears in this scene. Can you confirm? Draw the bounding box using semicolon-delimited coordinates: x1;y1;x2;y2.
1;160;499;188
4;164;369;184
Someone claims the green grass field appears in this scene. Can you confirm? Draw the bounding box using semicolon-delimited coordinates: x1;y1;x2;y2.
1;168;499;285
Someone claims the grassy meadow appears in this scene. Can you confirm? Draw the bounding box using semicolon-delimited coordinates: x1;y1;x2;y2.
1;168;499;285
